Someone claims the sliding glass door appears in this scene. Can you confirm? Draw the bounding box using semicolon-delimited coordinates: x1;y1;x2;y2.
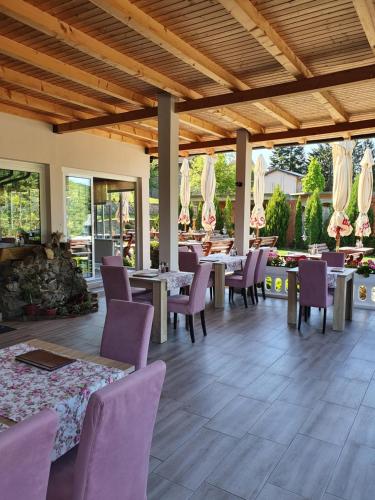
65;176;93;278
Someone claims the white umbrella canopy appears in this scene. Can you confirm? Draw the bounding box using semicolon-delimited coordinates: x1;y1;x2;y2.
355;147;374;238
328;140;354;244
250;154;266;232
201;155;216;231
178;157;191;225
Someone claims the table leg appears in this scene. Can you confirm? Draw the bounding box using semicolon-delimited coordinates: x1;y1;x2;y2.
214;263;225;308
287;271;297;325
345;277;353;321
333;275;347;331
152;280;168;343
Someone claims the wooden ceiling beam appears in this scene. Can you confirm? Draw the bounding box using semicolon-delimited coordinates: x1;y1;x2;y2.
0;35;154;107
353;0;375;53
89;0;295;131
0;64;126;114
179;114;232;138
0;0;200;100
175;64;375;113
53;64;375;133
146;118;375;154
218;0;348;123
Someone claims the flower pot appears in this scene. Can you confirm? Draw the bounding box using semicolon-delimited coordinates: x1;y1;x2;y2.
23;304;39;316
44;308;57;317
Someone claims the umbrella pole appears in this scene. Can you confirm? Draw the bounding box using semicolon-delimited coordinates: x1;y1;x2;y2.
256;227;260;239
335;227;341;252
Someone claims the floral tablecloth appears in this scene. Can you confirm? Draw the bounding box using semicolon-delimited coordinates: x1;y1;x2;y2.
130;270;194;290
200;254;246;272
0;343;126;460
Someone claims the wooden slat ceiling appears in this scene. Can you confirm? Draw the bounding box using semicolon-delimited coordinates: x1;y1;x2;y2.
0;0;374;150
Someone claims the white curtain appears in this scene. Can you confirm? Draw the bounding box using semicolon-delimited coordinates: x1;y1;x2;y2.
178;158;191;225
201;155;216;231
355;148;374;238
250;154;266;229
328;140;354;238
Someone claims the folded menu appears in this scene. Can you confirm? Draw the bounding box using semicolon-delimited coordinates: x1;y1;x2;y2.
15;349;75;371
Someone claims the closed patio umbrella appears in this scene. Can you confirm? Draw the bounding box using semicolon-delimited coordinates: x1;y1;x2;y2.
201;155;216;232
178;157;191;226
328;140;354;250
355;147;374;239
116;191;131;224
250;154;266;237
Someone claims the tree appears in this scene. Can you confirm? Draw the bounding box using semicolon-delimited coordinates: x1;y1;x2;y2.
302;157;325;193
352;139;375;177
264;185;290;247
223;196;234;236
189;153;236;197
309;143;333;192
149;159;159;198
341;174;360;246
196;201;203;229
294;196;304;249
305;189;323;244
214;197;224;230
269;146;307;174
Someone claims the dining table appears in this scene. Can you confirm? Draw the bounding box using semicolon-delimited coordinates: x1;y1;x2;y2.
128;270;194;343
287;266;355;331
200;254;247;308
0;339;134;461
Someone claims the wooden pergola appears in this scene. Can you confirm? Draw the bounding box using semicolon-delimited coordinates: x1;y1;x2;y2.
0;0;375;266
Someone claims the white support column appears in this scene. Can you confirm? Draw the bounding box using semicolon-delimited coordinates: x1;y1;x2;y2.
234;129;252;255
158;93;179;271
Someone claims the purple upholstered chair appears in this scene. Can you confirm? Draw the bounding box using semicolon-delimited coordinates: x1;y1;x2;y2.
179;250;214;299
253;247;271;302
101;299;154;370
191;244;204;257
101;255;122;266
168;263;212;343
321;251;345;267
225;249;259;308
100;265;151;307
0;409;58;500
47;361;166;500
298;260;333;334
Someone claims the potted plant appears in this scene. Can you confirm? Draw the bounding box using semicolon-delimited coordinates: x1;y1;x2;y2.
20;281;40;317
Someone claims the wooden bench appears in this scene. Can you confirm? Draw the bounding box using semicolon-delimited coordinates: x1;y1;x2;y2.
250;236;278;249
202;239;234;256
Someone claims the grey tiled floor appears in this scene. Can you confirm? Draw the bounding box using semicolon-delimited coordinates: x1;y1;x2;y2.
4;293;375;499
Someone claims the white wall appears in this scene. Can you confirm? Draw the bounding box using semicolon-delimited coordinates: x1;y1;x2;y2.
265;171;298;194
0;113;150;267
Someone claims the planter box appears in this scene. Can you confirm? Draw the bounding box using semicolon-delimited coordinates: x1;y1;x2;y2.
353;273;375;310
264;266;375;311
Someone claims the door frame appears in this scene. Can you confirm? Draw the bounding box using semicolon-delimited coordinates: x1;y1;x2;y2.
62;167;140;279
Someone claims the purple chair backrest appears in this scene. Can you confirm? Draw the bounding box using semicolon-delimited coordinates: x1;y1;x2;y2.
102;255;123;266
299;260;329;308
321;252;345;267
191;245;204;257
101;299;154;370
254;247;270;284
179;251;199;273
100;265;132;307
72;361;166;500
0;409;58;500
242;249;260;287
188;263;212;313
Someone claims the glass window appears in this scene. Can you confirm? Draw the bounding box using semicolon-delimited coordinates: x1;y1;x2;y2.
0;168;41;243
